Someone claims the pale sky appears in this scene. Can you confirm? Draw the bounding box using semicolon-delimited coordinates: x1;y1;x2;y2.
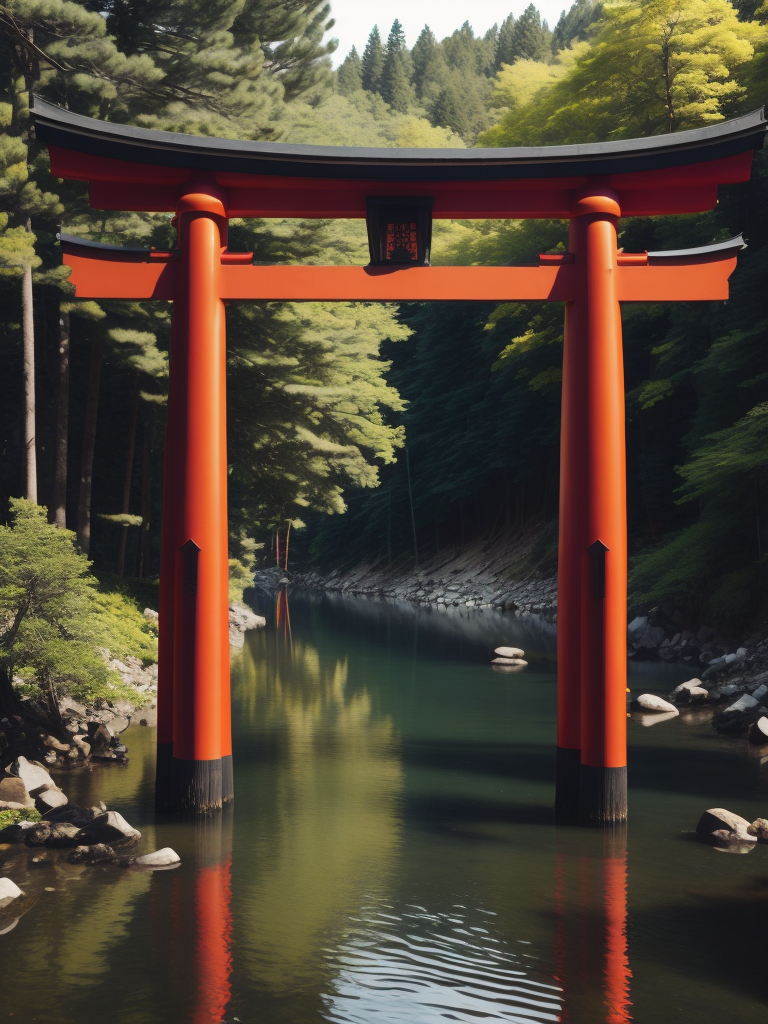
325;0;573;66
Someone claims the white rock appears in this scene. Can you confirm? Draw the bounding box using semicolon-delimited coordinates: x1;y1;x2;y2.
633;693;679;714
748;717;768;744
491;657;527;666
133;847;180;868
35;788;68;812
669;678;703;698
143;608;159;621
722;694;759;714
13;756;55;796
491;663;525;674
0;878;23;904
494;646;525;658
737;647;748;657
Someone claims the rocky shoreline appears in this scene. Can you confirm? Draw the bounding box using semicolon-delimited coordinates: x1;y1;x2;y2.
1;602;265;776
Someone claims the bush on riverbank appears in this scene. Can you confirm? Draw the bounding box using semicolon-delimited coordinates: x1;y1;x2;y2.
0;500;157;719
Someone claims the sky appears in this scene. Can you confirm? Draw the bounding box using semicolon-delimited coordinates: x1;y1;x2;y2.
325;1;573;66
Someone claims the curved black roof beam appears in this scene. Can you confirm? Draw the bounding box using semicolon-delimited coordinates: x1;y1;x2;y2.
31;97;766;183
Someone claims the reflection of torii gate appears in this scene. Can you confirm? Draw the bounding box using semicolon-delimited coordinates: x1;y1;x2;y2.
32;97;766;821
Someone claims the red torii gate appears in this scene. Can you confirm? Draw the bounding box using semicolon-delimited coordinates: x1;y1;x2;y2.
31;97;766;821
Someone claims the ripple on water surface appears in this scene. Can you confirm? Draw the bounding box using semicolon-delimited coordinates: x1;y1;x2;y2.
322;902;562;1023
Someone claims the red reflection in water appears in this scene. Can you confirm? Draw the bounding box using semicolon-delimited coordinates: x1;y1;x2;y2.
554;832;632;1022
276;584;292;643
193;857;233;1024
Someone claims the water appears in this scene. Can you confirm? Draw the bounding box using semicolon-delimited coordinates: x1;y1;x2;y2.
1;590;767;1023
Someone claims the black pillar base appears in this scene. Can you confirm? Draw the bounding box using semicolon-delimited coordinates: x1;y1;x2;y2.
169;757;232;815
221;754;234;805
555;746;581;824
579;764;627;826
155;742;174;813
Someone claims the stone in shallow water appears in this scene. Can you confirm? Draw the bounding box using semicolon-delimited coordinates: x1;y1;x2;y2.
46;823;81;848
0;877;23;904
748;717;768;744
76;810;140;846
494;646;524;658
632;694;679;714
66;844;120;865
491;657;527;666
747;818;768;841
133;848;181;868
631;710;680;728
35;788;68;813
696;807;753;843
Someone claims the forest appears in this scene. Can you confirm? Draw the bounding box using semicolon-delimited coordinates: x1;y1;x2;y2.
0;0;766;712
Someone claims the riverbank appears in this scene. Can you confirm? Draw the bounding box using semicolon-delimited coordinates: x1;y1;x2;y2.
1;602;265;777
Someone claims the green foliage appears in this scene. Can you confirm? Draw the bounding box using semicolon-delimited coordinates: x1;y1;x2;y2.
0;500;155;705
337;46;362;95
0;807;40;830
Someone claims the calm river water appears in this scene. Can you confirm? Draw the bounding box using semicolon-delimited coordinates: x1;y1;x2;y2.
1;590;767;1023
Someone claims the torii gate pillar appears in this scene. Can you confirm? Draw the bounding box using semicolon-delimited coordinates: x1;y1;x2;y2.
557;188;628;824
157;180;233;814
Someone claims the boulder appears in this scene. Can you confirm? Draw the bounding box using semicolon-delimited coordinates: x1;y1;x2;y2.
751;684;768;702
0;878;23;904
696;807;753;843
627;615;648;642
12;756;55;796
133;847;181;868
631;694;679;715
143;608;159;621
66;844;120;865
491;657;527;666
494;646;525;658
46;823;81;848
72;735;91;757
42;734;70;753
491;663;525;674
41;805;100;828
24;822;52;847
35;788;68;813
0;821;37;843
0;777;34;809
669;678;705;701
721;694;759;715
747;818;768;841
76;810;140;846
747;717;768;744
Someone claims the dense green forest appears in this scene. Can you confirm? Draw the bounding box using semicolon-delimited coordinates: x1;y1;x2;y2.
1;0;767;668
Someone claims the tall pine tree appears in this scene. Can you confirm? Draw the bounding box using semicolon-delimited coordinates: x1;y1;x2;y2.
361;25;385;94
381;20;412;112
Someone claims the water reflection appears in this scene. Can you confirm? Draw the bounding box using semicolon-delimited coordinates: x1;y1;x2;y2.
231;616;404;1005
554;831;631;1023
151;812;234;1024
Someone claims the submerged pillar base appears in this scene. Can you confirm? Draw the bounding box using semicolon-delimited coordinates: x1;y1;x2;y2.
555;747;581;824
579;764;627;826
169;756;234;816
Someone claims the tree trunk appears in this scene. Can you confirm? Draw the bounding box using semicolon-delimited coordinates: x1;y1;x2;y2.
22;220;37;503
116;387;140;576
139;410;154;577
77;339;102;556
52;306;70;528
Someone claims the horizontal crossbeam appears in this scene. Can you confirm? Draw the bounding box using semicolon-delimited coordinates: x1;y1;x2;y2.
62;252;739;303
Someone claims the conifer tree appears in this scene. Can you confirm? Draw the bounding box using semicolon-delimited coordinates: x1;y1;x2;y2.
381;21;412;112
510;5;552;62
430;83;472;138
411;26;448;100
552;0;602;52
337;46;363;94
496;13;518;67
361;25;385;94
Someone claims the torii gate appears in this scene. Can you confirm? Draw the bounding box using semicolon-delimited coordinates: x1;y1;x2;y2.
31;97;766;821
